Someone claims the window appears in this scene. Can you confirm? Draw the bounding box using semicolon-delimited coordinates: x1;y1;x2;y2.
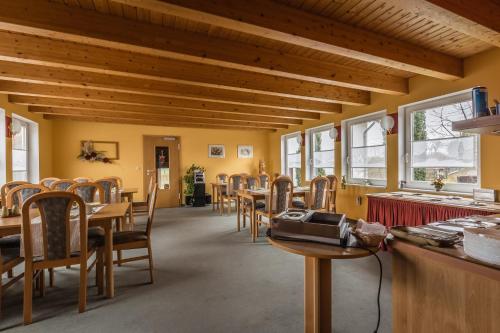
306;124;334;180
342;111;387;186
281;132;302;186
399;91;479;193
12;117;30;181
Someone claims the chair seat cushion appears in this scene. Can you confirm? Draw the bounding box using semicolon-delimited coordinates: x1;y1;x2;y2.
291;200;306;209
113;231;148;245
88;227;105;239
0;235;21;249
1;247;21;264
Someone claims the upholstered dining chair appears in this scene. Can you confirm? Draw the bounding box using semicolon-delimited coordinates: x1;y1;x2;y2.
5;184;50;208
133;175;154;216
241;175;265;228
67;182;105;204
40;178;60;188
21;192;103;324
49;179;76;191
220;174;242;215
1;181;29;206
96;184;158;284
326;175;338;213
215;173;228;183
255;176;293;238
258;173;270;189
292;176;329;210
0;244;24;316
95;178;120;204
105;176;123;189
73;177;93;183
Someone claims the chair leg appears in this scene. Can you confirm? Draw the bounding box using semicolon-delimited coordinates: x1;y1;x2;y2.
147;241;154;284
23;264;34;325
49;268;54;287
96;248;104;295
79;263;88;313
220;196;224;215
7;269;13;278
39;269;45;297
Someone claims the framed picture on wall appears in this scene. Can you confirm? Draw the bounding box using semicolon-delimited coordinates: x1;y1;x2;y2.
208;144;225;158
237;145;253;159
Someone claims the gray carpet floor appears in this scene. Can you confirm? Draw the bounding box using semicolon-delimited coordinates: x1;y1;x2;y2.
0;206;392;332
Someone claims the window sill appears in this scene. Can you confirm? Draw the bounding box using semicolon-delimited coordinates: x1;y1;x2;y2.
345;183;387;189
398;187;473;198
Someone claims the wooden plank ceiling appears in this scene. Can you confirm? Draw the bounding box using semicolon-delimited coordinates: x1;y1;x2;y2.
0;0;496;131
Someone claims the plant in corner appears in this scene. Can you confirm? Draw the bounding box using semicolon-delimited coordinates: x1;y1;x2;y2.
183;164;206;206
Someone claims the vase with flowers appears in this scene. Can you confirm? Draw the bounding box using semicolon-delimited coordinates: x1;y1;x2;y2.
431;176;445;192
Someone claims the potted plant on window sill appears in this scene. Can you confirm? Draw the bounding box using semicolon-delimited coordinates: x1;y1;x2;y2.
183;164;206;206
431;177;445;192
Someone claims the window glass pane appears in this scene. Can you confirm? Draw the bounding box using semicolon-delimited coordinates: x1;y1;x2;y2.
12;171;28;182
411;136;476;168
350;146;386;168
409;98;478;187
12;149;27;171
283;134;302;186
12;119;28;150
352;167;386;180
313;131;334;152
351;121;384;147
287;152;301;168
412;101;473;141
286;137;300;154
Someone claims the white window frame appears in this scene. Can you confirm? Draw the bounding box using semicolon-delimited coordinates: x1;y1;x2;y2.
0;108;5;185
305;123;334;181
281;131;302;185
341;110;387;187
398;90;480;193
11;114;39;183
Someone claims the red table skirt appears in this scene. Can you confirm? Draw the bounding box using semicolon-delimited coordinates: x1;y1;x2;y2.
367;196;492;227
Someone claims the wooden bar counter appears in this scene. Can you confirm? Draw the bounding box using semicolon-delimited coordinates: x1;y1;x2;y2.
390;238;500;333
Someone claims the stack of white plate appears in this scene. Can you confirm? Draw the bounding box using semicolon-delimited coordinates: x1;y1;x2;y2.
463;227;500;266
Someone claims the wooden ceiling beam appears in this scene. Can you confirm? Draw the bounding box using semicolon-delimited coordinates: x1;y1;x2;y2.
30;106;287;129
19;99;302;125
1;81;320;120
0;30;368;105
43;114;275;132
112;0;463;80
0;1;407;95
0;61;339;114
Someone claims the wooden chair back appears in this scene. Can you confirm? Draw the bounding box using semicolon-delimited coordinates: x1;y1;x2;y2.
5;184;49;208
326;175;338;212
268;176;293;215
105;176;123;188
67;182;105;204
215;173;228;183
308;176;329;210
40;177;60;188
258;173;270;189
227;174;243;196
73;177;93;183
50;179;76;191
1;181;29;205
95;178;120;203
21;191;88;263
145;184;159;237
243;175;260;189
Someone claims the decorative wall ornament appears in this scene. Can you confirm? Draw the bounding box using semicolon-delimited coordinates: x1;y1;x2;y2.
78;140;119;163
237;145;253;158
208;144;225;158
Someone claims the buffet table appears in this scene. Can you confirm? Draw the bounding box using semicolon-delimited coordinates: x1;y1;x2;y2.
367;191;500;227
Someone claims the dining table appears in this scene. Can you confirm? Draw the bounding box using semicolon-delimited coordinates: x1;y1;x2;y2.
119;187;138;229
237;186;311;242
0;201;131;298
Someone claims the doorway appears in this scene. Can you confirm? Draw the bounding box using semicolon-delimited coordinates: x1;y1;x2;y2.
143;135;181;208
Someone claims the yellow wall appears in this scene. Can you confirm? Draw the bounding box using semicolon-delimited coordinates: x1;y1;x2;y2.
51;120;269;201
268;47;500;220
0;94;53;182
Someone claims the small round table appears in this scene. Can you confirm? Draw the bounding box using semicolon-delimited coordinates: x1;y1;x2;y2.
268;237;378;333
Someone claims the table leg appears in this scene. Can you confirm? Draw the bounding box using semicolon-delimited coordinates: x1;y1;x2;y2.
212;185;216;211
304;257;331;333
127;198;134;230
251;200;257;243
237;195;241;232
104;222;114;298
